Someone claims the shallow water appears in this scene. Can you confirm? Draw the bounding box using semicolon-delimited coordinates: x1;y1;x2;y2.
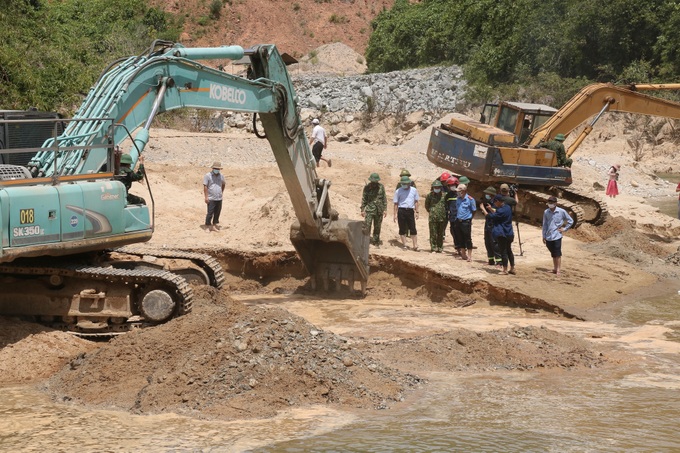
2;295;680;452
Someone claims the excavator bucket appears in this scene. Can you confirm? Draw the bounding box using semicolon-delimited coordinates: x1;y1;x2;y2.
290;219;370;292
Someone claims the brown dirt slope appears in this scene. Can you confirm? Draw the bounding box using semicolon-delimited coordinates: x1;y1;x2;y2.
154;0;394;58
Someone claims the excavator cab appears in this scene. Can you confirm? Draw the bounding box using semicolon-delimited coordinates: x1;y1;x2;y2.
481;102;557;144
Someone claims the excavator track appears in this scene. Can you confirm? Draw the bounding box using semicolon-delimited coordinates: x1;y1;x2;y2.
558;187;609;225
467;178;611;228
0;262;193;337
113;245;226;289
518;190;586;228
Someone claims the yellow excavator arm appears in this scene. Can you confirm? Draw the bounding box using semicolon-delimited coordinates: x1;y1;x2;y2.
527;83;680;157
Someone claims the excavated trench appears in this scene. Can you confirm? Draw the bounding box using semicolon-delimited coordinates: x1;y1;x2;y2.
199;248;581;319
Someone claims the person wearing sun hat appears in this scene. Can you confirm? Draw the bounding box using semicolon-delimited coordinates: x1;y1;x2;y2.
361;172;387;246
203;161;226;232
393;175;420;250
542;195;574;275
606;164;620;198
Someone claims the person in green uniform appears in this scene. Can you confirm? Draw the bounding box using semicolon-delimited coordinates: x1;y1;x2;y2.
425;179;448;253
361;172;387;246
118;153;146;205
544;133;572;167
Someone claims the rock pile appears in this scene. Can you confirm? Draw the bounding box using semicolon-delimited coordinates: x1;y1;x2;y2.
293;65;466;115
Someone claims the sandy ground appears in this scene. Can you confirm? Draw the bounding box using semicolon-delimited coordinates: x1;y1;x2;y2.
2;115;680;423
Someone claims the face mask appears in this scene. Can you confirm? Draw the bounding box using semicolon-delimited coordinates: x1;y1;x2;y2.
212;169;220;175
433;188;441;193
401;184;410;189
548;203;556;209
485;195;491;200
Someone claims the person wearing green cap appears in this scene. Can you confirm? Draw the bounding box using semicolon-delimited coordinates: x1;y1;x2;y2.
395;170;417;237
544;133;572;167
425;179;448;253
393;175;420;250
361;173;387;246
395;169;417;190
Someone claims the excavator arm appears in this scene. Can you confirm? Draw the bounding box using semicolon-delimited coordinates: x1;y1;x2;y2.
21;41;369;289
527;83;680;157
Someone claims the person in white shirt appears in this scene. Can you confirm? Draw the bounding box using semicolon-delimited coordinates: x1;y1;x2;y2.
203;161;226;232
309;118;331;167
393;176;420;250
542;196;574;275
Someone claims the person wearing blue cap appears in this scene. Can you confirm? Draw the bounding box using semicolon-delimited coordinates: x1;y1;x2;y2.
480;194;516;275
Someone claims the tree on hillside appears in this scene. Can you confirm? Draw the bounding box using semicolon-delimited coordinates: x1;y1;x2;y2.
366;0;675;96
0;0;180;113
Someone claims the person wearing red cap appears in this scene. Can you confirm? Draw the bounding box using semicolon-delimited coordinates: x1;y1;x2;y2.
542;196;574;275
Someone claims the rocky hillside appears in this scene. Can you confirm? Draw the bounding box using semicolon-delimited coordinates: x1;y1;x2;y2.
153;0;395;58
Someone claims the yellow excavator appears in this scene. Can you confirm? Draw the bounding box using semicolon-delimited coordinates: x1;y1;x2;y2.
428;83;680;227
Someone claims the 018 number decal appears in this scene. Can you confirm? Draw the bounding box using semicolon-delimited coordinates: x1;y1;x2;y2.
19;208;35;224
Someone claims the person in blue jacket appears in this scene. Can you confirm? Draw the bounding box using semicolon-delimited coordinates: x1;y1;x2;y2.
480;194;516;275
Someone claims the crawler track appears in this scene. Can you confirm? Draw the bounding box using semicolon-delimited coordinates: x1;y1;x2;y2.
0;261;193;336
114;244;226;288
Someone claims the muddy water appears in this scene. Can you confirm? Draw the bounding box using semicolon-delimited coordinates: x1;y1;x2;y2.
647;173;679;219
2;295;680;452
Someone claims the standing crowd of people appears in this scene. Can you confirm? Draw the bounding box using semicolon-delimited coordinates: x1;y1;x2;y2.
360;169;574;276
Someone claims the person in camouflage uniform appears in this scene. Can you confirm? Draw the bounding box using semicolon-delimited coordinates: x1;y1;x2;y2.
425;179;448;253
118;153;146;205
361;172;387;246
544;133;572;167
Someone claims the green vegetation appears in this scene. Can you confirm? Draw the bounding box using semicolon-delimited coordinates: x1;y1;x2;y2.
329;14;349;24
0;0;181;113
366;0;680;105
209;0;222;19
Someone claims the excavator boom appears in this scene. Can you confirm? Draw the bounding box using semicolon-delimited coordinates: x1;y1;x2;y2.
527;83;680;156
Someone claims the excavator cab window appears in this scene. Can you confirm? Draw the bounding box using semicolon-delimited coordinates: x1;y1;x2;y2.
497;105;519;134
533;113;552;129
480;104;498;125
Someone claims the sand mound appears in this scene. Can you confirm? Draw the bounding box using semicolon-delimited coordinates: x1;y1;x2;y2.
372;326;608;373
293;42;367;75
41;283;613;420
43;286;419;420
0;318;96;385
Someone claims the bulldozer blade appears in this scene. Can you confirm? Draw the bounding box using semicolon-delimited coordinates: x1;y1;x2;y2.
290;219;370;289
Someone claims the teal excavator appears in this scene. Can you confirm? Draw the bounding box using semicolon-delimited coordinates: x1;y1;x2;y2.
0;41;369;335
